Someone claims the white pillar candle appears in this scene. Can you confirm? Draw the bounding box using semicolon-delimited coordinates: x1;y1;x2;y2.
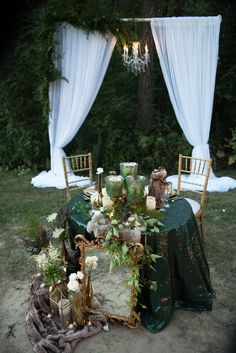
58;298;71;324
90;192;99;207
102;187;108;197
146;196;156;211
102;196;113;209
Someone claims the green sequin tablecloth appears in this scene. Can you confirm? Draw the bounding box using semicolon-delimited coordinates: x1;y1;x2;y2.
67;194;214;333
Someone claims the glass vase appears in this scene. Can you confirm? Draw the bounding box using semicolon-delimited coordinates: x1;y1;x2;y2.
120;162;138;177
86;271;94;308
126;175;146;206
71;291;84;328
105;175;125;198
97;173;103;205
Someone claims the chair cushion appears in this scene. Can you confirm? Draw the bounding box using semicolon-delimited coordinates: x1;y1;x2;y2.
184;198;201;215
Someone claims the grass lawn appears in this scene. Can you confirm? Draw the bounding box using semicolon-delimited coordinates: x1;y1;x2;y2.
0;169;235;353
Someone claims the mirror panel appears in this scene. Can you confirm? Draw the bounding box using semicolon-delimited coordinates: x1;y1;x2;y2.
83;247;131;317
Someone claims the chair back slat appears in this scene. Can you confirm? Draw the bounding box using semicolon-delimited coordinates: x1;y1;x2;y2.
62;152;93;200
177;154;212;210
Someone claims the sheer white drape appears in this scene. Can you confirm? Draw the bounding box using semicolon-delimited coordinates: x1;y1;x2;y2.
32;23;116;189
151;16;236;192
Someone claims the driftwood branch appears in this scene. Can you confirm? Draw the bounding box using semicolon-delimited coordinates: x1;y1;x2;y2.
26;273;107;353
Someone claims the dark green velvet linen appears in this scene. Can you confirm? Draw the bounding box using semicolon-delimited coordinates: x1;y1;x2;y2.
67;194;95;249
138;198;214;333
67;194;214;333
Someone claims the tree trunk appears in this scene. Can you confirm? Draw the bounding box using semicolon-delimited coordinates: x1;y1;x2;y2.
137;0;156;135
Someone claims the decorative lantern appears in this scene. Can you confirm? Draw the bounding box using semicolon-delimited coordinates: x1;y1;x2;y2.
49;281;71;325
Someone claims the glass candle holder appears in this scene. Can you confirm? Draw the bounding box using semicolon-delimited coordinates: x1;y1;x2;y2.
126;175;146;206
105;175;125;198
146;195;156;211
120;162;138;177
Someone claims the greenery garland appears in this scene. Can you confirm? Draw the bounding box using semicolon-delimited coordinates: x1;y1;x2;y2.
86;196;165;297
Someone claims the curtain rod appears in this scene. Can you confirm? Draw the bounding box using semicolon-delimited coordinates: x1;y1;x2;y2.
121;18;152;23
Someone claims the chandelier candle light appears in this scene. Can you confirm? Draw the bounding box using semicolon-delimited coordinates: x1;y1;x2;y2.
122;42;150;76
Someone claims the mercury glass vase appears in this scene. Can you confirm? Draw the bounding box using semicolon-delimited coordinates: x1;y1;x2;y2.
86;271;94;308
126;175;146;206
105;175;125;198
71;292;84;328
120;162;138;177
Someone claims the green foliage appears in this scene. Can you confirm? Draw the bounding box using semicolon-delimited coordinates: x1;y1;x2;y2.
225;128;236;166
0;0;235;173
34;243;66;283
20;214;50;255
101;202;164;295
138;115;191;174
104;229;159;295
0;0;126;170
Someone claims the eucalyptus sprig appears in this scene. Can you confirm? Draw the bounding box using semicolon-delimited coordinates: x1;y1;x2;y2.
102;218;162;296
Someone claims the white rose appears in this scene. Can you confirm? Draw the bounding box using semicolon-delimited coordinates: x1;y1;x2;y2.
69;273;78;281
91;262;97;270
87;221;94;233
85;256;98;270
67;279;79;292
96;167;104;174
91;256;98;269
77;271;84;280
87;221;99;237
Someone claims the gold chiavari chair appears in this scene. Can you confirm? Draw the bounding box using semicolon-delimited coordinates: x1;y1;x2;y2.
177;154;212;241
62;153;93;200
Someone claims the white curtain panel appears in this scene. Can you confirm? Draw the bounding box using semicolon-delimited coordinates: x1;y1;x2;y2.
151;16;236;192
32;23;116;189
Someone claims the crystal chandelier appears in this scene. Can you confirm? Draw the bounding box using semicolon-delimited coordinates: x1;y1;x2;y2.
122;42;150;76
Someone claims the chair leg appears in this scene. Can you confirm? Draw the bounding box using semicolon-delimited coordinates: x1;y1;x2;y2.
199;213;205;243
66;189;71;200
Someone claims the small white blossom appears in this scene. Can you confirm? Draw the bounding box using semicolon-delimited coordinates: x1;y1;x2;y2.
52;227;65;238
96;167;104;174
34;253;47;268
222;209;226;212
67;279;80;292
77;271;84;280
85;256;98;270
47;243;61;260
47;213;58;222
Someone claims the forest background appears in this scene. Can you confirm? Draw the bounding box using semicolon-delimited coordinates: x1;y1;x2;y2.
0;0;235;175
